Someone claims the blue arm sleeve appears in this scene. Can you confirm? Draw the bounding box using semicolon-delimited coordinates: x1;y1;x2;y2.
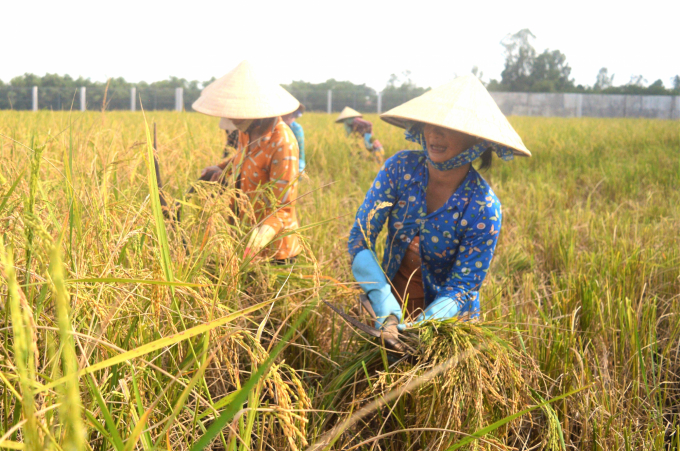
352;249;403;326
294;123;305;172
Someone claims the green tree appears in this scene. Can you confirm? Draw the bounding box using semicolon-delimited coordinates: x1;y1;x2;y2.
646;79;666;95
605;75;649;95
594;68;615;91
9;73;44;87
628;75;647;87
0;73;216;110
471;66;484;83
283;79;376;112
381;71;429;111
671;75;680;92
488;29;575;92
530;49;574;92
498;29;537;91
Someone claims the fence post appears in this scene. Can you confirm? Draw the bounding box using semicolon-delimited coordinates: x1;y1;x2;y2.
32;86;38;112
670;95;679;120
327;90;332;114
80;87;86;111
377;91;382;114
130;87;136;111
175;88;183;112
576;93;583;118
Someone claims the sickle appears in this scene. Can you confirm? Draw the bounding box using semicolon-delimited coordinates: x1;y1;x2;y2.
322;299;413;355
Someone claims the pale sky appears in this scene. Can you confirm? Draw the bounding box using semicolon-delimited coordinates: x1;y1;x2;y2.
1;0;678;91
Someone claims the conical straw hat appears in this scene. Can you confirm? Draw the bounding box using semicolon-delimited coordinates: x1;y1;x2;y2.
192;60;299;119
380;75;531;156
335;106;362;123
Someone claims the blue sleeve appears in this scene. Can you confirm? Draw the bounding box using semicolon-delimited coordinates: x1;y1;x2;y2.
348;159;398;261
295;123;305;172
436;195;502;306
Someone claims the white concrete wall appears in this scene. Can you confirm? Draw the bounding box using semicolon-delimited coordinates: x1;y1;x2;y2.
489;92;680;119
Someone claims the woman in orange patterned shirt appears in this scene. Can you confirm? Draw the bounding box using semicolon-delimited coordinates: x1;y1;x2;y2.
192;60;302;262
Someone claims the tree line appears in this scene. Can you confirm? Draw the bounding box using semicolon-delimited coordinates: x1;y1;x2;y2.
0;75;208;111
484;29;680;95
2;29;678;111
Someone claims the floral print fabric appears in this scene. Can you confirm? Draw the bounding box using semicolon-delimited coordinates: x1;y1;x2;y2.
348;150;502;311
230;118;301;260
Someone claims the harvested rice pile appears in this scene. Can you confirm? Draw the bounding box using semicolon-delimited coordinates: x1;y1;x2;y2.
318;320;562;450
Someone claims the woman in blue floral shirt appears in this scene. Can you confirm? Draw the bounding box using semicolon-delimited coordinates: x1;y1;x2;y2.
348;75;531;329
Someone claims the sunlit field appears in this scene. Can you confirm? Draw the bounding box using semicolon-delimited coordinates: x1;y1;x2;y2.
0;110;679;450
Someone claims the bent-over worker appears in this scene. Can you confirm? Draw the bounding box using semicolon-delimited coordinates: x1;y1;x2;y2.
192;60;302;262
336;107;384;158
348;75;531;329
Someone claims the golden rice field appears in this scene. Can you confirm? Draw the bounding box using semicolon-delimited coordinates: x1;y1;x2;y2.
0;110;679;450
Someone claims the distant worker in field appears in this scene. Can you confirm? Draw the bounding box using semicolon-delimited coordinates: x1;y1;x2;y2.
281;104;306;173
348;75;531;330
335;107;384;160
218;118;241;158
193;60;302;263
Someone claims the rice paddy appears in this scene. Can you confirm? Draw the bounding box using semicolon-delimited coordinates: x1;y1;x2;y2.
0;110;679;450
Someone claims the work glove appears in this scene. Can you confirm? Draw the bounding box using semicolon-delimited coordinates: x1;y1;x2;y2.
351;249;402;330
244;224;276;258
417;296;461;322
395;296;462;331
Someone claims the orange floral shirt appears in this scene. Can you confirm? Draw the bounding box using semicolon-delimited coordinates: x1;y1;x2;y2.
224;118;301;260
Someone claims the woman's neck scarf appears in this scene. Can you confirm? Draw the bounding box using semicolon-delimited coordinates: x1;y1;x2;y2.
404;124;514;171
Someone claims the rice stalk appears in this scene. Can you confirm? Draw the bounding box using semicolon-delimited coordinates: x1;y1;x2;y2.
23;139;45;291
49;242;86;451
0;111;678;450
0;239;41;450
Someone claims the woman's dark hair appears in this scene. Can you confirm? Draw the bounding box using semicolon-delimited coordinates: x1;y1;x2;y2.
478;147;493;171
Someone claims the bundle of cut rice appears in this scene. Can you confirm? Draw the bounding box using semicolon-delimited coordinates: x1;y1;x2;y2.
316;320;562;451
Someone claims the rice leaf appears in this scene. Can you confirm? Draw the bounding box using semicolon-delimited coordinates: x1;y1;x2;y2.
189;305;312;451
141;114;173;285
39;298;277;392
0;170;25;215
0;440;25;450
445;384;593;451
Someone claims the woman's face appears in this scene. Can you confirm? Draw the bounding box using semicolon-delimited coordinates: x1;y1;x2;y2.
231;119;254;132
423;124;478;164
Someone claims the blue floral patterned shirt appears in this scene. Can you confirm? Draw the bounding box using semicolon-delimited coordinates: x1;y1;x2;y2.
348;150;502;311
289;121;305;173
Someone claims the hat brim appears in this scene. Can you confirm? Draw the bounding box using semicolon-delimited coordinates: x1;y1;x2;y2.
192;60;300;119
380;75;531;157
381;115;530;158
335;106;363;123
